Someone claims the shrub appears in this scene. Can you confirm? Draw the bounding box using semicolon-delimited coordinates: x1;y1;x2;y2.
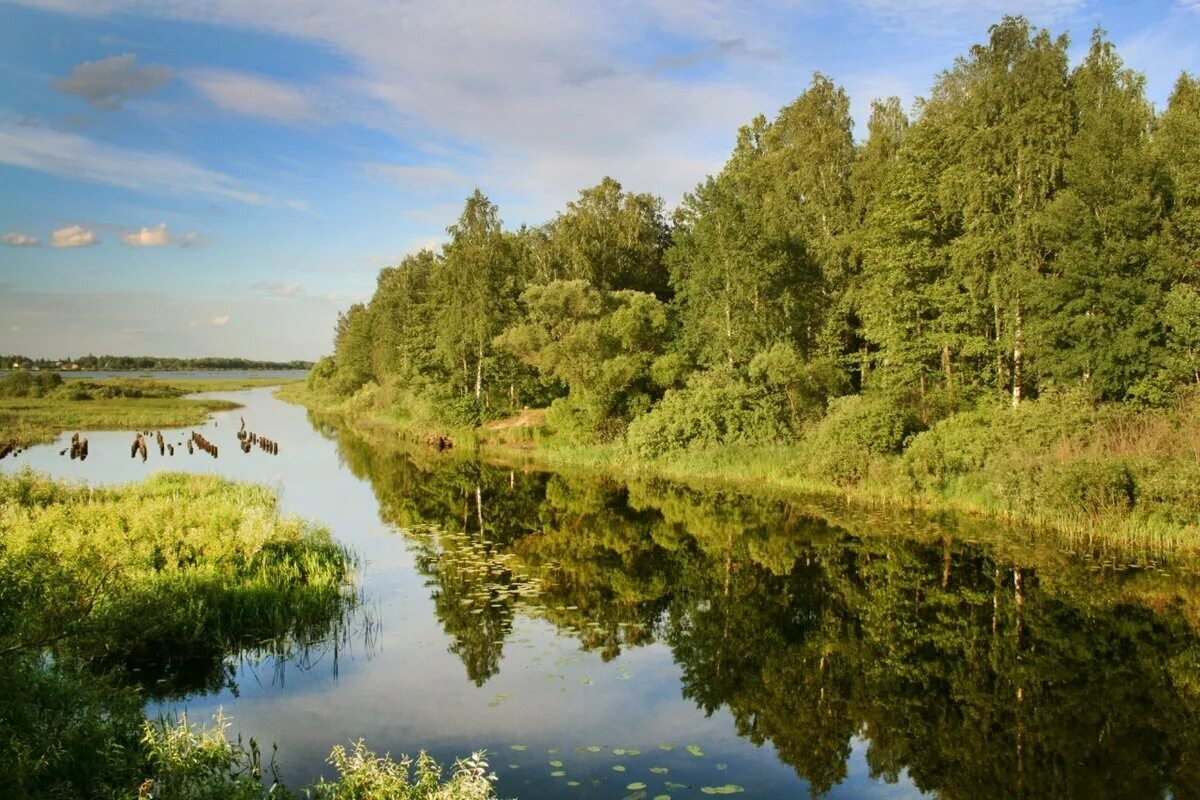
626;370;793;459
1040;459;1137;518
801;394;922;485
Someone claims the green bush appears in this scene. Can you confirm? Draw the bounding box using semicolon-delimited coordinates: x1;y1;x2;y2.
1040;459;1137;518
437;395;483;428
0;371;62;398
903;389;1099;491
801;394;921;485
626;370;793;459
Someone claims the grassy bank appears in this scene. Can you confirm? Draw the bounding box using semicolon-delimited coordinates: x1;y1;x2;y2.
0;374;300;447
0;469;496;799
282;380;1200;559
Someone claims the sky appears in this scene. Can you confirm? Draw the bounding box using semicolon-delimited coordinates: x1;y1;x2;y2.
1;0;1198;361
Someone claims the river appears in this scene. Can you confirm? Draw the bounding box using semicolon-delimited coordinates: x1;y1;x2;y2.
5;386;1200;799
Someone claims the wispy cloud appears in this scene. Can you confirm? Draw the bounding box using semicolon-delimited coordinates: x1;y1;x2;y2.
0;120;265;204
254;281;302;297
189;69;319;123
50;224;98;247
2;232;39;246
847;0;1090;33
362;162;469;191
54;53;171;110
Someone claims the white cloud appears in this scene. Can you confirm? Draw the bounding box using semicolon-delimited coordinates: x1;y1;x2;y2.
54;53;172;110
7;0;780;211
120;221;171;246
189;69;318;122
2;232;39;246
50;224;98;247
1179;0;1200;11
0;120;265;204
211;314;229;326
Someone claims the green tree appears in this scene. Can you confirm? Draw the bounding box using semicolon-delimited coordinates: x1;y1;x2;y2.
433;190;521;402
544;177;671;298
1031;30;1165;400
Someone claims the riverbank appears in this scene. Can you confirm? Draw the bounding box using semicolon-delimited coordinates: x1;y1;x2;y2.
0;468;495;799
279;381;1200;559
0;376;300;448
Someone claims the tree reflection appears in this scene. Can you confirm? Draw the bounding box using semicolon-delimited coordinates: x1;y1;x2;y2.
333;428;1200;799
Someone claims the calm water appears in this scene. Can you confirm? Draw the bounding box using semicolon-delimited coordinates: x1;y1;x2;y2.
6;387;1200;799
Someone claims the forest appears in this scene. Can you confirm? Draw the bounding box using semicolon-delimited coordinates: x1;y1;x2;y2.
2;355;313;371
306;18;1200;539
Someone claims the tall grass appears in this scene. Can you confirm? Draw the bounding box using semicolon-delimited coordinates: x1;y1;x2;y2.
300;381;1200;560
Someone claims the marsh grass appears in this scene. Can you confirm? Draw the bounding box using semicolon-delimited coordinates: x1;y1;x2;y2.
0;469;385;798
0;376;301;447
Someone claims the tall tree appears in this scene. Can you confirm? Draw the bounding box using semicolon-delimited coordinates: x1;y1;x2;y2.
668;115;812;369
545;177;672;298
1031;30;1164;399
939;17;1074;406
434;190;520;400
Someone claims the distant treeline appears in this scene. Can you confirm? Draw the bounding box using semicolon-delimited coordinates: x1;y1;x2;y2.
313;17;1200;457
3;355;313;371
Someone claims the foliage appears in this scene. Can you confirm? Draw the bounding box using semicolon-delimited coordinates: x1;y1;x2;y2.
800;394;922;485
0;371;62;398
495;280;670;440
313;742;497;800
625;369;794;458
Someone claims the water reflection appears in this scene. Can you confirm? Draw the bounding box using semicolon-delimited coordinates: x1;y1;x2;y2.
328;422;1200;799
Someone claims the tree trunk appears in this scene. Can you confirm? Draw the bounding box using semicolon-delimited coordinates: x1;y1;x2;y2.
474;343;484;401
1012;297;1023;408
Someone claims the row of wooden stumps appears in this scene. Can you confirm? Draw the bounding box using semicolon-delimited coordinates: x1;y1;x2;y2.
65;432;88;460
191;431;218;458
237;417;279;455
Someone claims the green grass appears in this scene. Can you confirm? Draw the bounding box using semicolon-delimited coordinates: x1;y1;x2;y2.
0;376;299;447
0;469;365;797
0;469;497;799
282;381;1200;560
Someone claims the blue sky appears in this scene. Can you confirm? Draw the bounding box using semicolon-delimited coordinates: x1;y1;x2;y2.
1;0;1198;361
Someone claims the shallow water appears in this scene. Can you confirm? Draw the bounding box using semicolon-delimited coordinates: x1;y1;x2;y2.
6;387;1200;799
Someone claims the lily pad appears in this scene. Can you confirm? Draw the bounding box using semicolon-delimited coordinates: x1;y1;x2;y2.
585;745;603;753
567;781;581;787
686;744;704;757
612;764;627;772
700;785;745;795
649;767;669;774
551;770;567;777
653;796;672;800
627;782;647;790
510;744;528;751
657;743;675;751
613;748;627;756
550;760;564;768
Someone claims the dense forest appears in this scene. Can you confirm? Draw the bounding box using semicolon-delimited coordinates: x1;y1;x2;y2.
3;355;313;371
312;18;1200;469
